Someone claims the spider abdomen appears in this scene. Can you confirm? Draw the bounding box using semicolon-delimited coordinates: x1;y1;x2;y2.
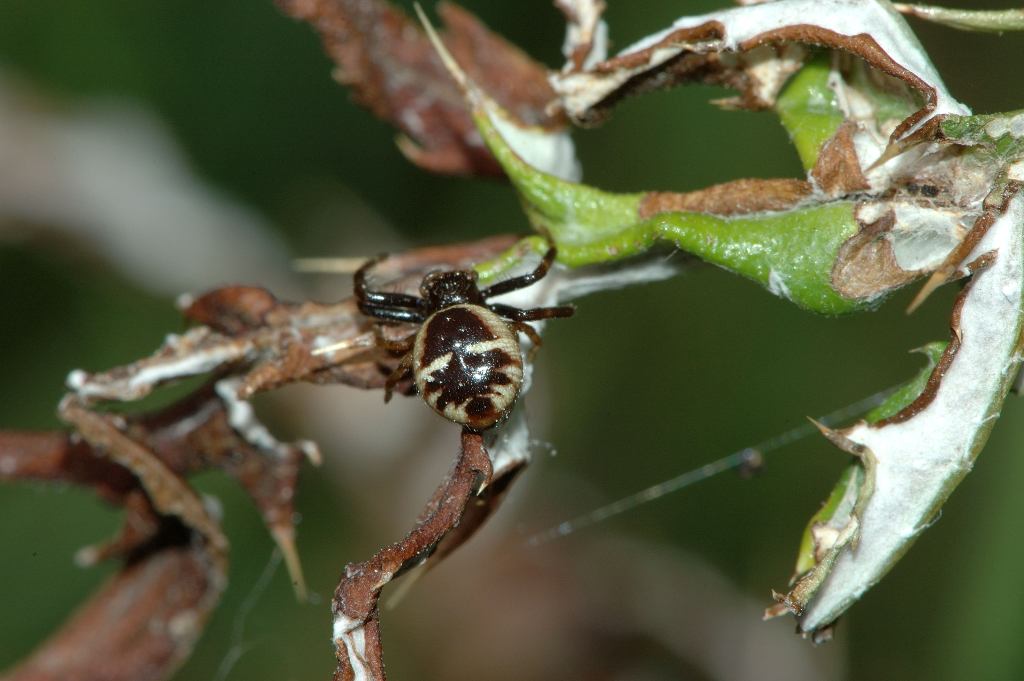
412;303;523;430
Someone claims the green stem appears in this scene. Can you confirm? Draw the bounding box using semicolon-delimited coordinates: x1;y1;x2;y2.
895;3;1024;32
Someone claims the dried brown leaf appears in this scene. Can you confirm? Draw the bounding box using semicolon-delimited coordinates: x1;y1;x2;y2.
333;429;493;681
555;0;607;73
2;539;223;681
0;432;226;681
552;3;967;143
277;0;563;176
813;121;871;195
639;178;813;218
830;208;917;299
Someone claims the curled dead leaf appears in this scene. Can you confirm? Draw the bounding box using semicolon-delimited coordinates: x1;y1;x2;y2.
277;0;564;176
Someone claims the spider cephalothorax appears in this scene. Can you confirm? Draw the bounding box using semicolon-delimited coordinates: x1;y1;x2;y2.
355;246;574;430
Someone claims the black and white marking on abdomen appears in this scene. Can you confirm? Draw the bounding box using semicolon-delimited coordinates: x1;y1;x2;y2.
412;303;524;430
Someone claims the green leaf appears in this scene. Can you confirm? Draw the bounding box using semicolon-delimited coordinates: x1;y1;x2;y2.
474;108;867;315
775;54;845;171
864;342;947;422
789;341;946;579
897;4;1024;32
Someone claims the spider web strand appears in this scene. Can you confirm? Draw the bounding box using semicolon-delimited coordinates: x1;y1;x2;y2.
525;386;896;546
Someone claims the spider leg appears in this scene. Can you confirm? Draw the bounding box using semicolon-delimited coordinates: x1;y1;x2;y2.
359;305;426;324
384;352;414;403
480;245;558;298
373;326;417;354
355;254;427;312
489;302;575;322
510;321;543;362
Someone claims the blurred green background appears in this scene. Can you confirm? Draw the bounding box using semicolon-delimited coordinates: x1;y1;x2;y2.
2;1;1024;680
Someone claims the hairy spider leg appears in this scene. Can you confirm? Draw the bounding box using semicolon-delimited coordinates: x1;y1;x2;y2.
354;254;428;312
372;326;417;354
384;353;414;402
373;326;416;402
479;246;557;298
488;302;575;322
509;321;543;361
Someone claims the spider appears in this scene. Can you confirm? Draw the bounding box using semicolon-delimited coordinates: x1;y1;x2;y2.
354;246;575;430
